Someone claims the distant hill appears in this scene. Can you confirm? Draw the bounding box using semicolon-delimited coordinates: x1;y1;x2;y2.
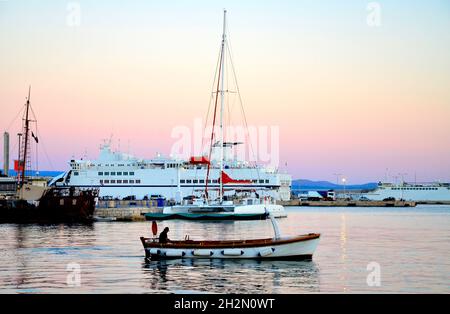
292;179;377;191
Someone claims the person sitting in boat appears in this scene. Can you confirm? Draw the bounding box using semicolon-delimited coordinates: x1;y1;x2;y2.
159;227;170;243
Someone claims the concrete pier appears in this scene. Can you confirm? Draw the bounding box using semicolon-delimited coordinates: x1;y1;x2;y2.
94;199;164;221
278;199;417;207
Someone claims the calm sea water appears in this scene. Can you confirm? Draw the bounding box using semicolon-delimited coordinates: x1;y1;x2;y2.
0;205;449;294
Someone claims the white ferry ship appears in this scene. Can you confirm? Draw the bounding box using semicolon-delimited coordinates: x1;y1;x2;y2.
49;142;292;201
361;182;450;202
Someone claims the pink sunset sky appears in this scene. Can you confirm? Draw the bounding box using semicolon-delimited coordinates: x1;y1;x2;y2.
1;1;449;183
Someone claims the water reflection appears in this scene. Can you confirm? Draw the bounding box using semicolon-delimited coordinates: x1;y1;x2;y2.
340;213;348;292
142;258;320;293
3;223;96;292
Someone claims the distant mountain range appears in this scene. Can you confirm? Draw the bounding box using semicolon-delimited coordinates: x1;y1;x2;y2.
292;179;378;191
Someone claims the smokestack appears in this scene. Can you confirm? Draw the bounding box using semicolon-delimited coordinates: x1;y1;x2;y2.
3;132;9;176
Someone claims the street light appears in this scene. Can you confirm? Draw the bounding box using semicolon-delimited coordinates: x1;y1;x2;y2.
398;173;408;200
342;177;347;199
333;173;342;186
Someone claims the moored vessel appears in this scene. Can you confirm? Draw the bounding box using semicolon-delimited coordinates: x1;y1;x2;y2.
145;10;287;220
0;87;99;223
361;181;450;202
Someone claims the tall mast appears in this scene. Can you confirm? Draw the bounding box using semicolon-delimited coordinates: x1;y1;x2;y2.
218;9;227;203
20;86;31;187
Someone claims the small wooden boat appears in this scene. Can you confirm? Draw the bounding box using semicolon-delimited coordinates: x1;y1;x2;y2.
141;215;320;261
141;233;320;260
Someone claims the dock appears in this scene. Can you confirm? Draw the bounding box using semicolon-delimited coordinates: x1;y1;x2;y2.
94;200;163;221
277;199;417;207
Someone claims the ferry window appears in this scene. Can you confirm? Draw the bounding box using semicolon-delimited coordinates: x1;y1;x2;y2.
199;180;204;184
130;172;135;176
100;180;103;184
252;180;257;183
104;180;109;184
265;179;269;184
129;180;134;184
259;180;264;184
186;180;192;183
193;180;198;184
104;172;109;176
111;180;116;184
74;172;79;176
180;180;186;183
208;180;211;183
136;179;141;184
123;172;128;176
117;180;122;184
117;172;122;176
98;172;103;176
111;172;116;175
213;180;218;183
123;180;128;184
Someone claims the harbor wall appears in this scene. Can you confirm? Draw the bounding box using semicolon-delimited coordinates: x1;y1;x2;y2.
95;199;163;221
278;199;417;207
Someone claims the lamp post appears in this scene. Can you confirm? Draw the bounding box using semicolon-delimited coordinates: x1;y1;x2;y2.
398;173;408;200
333;173;342;186
342;177;347;199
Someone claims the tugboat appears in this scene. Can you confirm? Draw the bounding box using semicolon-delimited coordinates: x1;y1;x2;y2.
0;87;98;223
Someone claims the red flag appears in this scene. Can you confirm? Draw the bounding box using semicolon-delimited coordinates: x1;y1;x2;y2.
14;160;24;171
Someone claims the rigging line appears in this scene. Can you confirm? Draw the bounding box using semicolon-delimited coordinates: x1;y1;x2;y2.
226;37;261;182
202;44;223;153
5;104;26;133
29;101;55;171
205;39;224;200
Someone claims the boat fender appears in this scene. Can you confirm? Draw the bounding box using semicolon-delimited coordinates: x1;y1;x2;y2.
258;248;274;257
165;250;185;257
192;249;214;256
149;248;160;255
221;249;244;256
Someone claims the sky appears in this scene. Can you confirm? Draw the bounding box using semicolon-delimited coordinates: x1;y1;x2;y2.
0;0;449;183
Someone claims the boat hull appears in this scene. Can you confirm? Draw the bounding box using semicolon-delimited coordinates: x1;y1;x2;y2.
140;234;320;260
0;188;98;223
144;212;268;221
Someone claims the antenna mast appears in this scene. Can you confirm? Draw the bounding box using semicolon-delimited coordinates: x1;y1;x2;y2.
20;86;31;187
219;9;227;203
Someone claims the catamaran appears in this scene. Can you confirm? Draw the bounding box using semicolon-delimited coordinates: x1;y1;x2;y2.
145;10;287;220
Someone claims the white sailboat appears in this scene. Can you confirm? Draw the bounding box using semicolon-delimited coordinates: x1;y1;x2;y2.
145;10;286;220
